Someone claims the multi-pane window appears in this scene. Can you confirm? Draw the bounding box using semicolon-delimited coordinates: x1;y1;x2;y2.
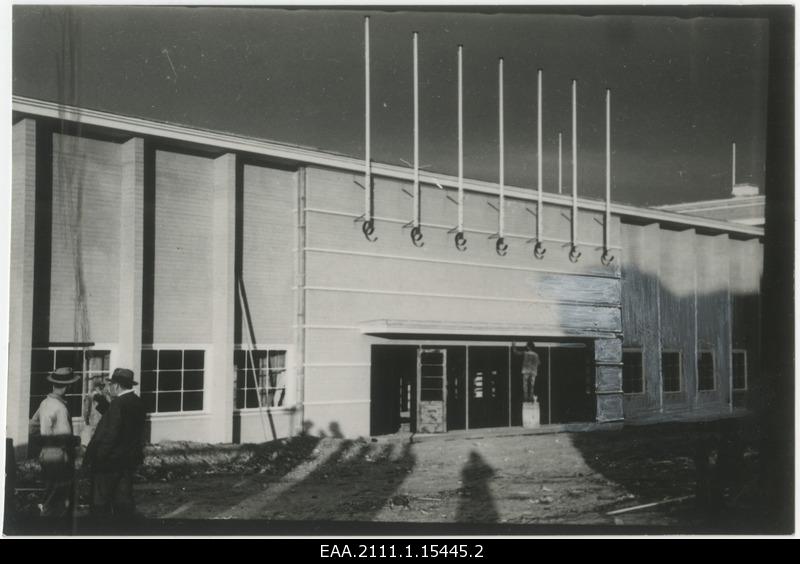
234;349;288;409
661;351;682;393
732;350;748;391
622;350;644;394
419;349;446;402
29;348;110;418
140;349;205;413
697;351;715;391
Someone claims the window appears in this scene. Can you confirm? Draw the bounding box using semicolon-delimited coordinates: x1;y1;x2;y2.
732;350;747;391
697;351;715;391
622;350;644;394
140;349;205;413
234;348;288;409
419;349;446;402
661;351;682;393
30;348;111;418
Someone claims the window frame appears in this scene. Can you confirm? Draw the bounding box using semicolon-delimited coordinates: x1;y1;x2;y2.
140;345;208;415
622;347;645;396
661;350;683;394
234;345;294;412
696;349;716;392
29;345;117;422
732;349;748;391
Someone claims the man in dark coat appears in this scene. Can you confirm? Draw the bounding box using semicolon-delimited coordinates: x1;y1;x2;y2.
85;368;146;518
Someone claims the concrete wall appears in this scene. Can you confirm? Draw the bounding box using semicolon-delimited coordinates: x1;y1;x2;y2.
695;233;731;409
620;223;662;415
49;133;122;343
8;120;37;455
621;221;761;421
151;150;214;344
303;166;622;436
729;237;763;407
238;163;296;344
236;162;298;442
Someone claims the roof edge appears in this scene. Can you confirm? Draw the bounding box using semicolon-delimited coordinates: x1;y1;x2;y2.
13;95;764;239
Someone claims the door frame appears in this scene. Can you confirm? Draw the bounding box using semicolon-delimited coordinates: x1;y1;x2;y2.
416;347;448;433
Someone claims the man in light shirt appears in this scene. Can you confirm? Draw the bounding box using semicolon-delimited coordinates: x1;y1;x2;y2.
29;366;81;518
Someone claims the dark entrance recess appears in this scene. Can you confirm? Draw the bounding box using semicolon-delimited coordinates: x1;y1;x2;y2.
549;345;594;423
467;347;509;430
524;344;595;425
508;343;595;425
370;342;594;436
370;345;417;435
446;346;467;431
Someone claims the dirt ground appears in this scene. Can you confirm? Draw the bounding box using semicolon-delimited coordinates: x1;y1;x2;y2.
7;418;768;534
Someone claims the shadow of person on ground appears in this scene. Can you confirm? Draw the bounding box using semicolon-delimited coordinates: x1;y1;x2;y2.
455;451;499;524
255;437;416;521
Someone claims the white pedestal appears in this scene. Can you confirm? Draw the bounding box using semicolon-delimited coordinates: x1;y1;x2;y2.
522;401;540;428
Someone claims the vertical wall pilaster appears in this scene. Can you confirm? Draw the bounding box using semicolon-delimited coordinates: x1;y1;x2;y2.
210;153;236;443
293;167;307;436
594;337;624;422
8;119;38;456
118;137;144;380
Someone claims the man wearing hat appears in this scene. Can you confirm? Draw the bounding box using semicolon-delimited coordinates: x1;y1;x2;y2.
29;366;81;517
84;368;146;518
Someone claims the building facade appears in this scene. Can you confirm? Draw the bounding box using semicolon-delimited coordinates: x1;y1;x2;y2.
7;98;763;454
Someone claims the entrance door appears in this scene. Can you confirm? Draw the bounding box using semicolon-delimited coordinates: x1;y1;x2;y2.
468;347;509;429
549;345;594;423
446;346;467;431
370;345;417;435
417;348;447;433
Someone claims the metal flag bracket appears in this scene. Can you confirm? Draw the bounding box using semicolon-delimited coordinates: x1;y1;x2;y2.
489;233;508;256
410;225;424;247
533;240;547;259
362;218;377;242
353;180;378;242
569;244;582;263
455;230;468;251
447;225;468;251
496;237;508;256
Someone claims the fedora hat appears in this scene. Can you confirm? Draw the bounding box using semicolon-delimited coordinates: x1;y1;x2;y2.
47;367;81;385
109;368;138;387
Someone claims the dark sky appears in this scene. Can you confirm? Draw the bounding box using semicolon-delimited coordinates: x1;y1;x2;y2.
12;6;769;206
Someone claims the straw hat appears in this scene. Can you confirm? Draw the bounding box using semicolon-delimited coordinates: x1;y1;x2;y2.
46;367;81;385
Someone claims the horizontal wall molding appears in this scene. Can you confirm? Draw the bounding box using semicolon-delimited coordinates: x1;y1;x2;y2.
305;285;621;309
303;325;362;331
14;96;764;239
303;399;371;407
361;319;621;339
305;247;622;280
303;362;371;368
235;407;296;415
146;412;211;421
305;207;623;250
363;339;588;347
